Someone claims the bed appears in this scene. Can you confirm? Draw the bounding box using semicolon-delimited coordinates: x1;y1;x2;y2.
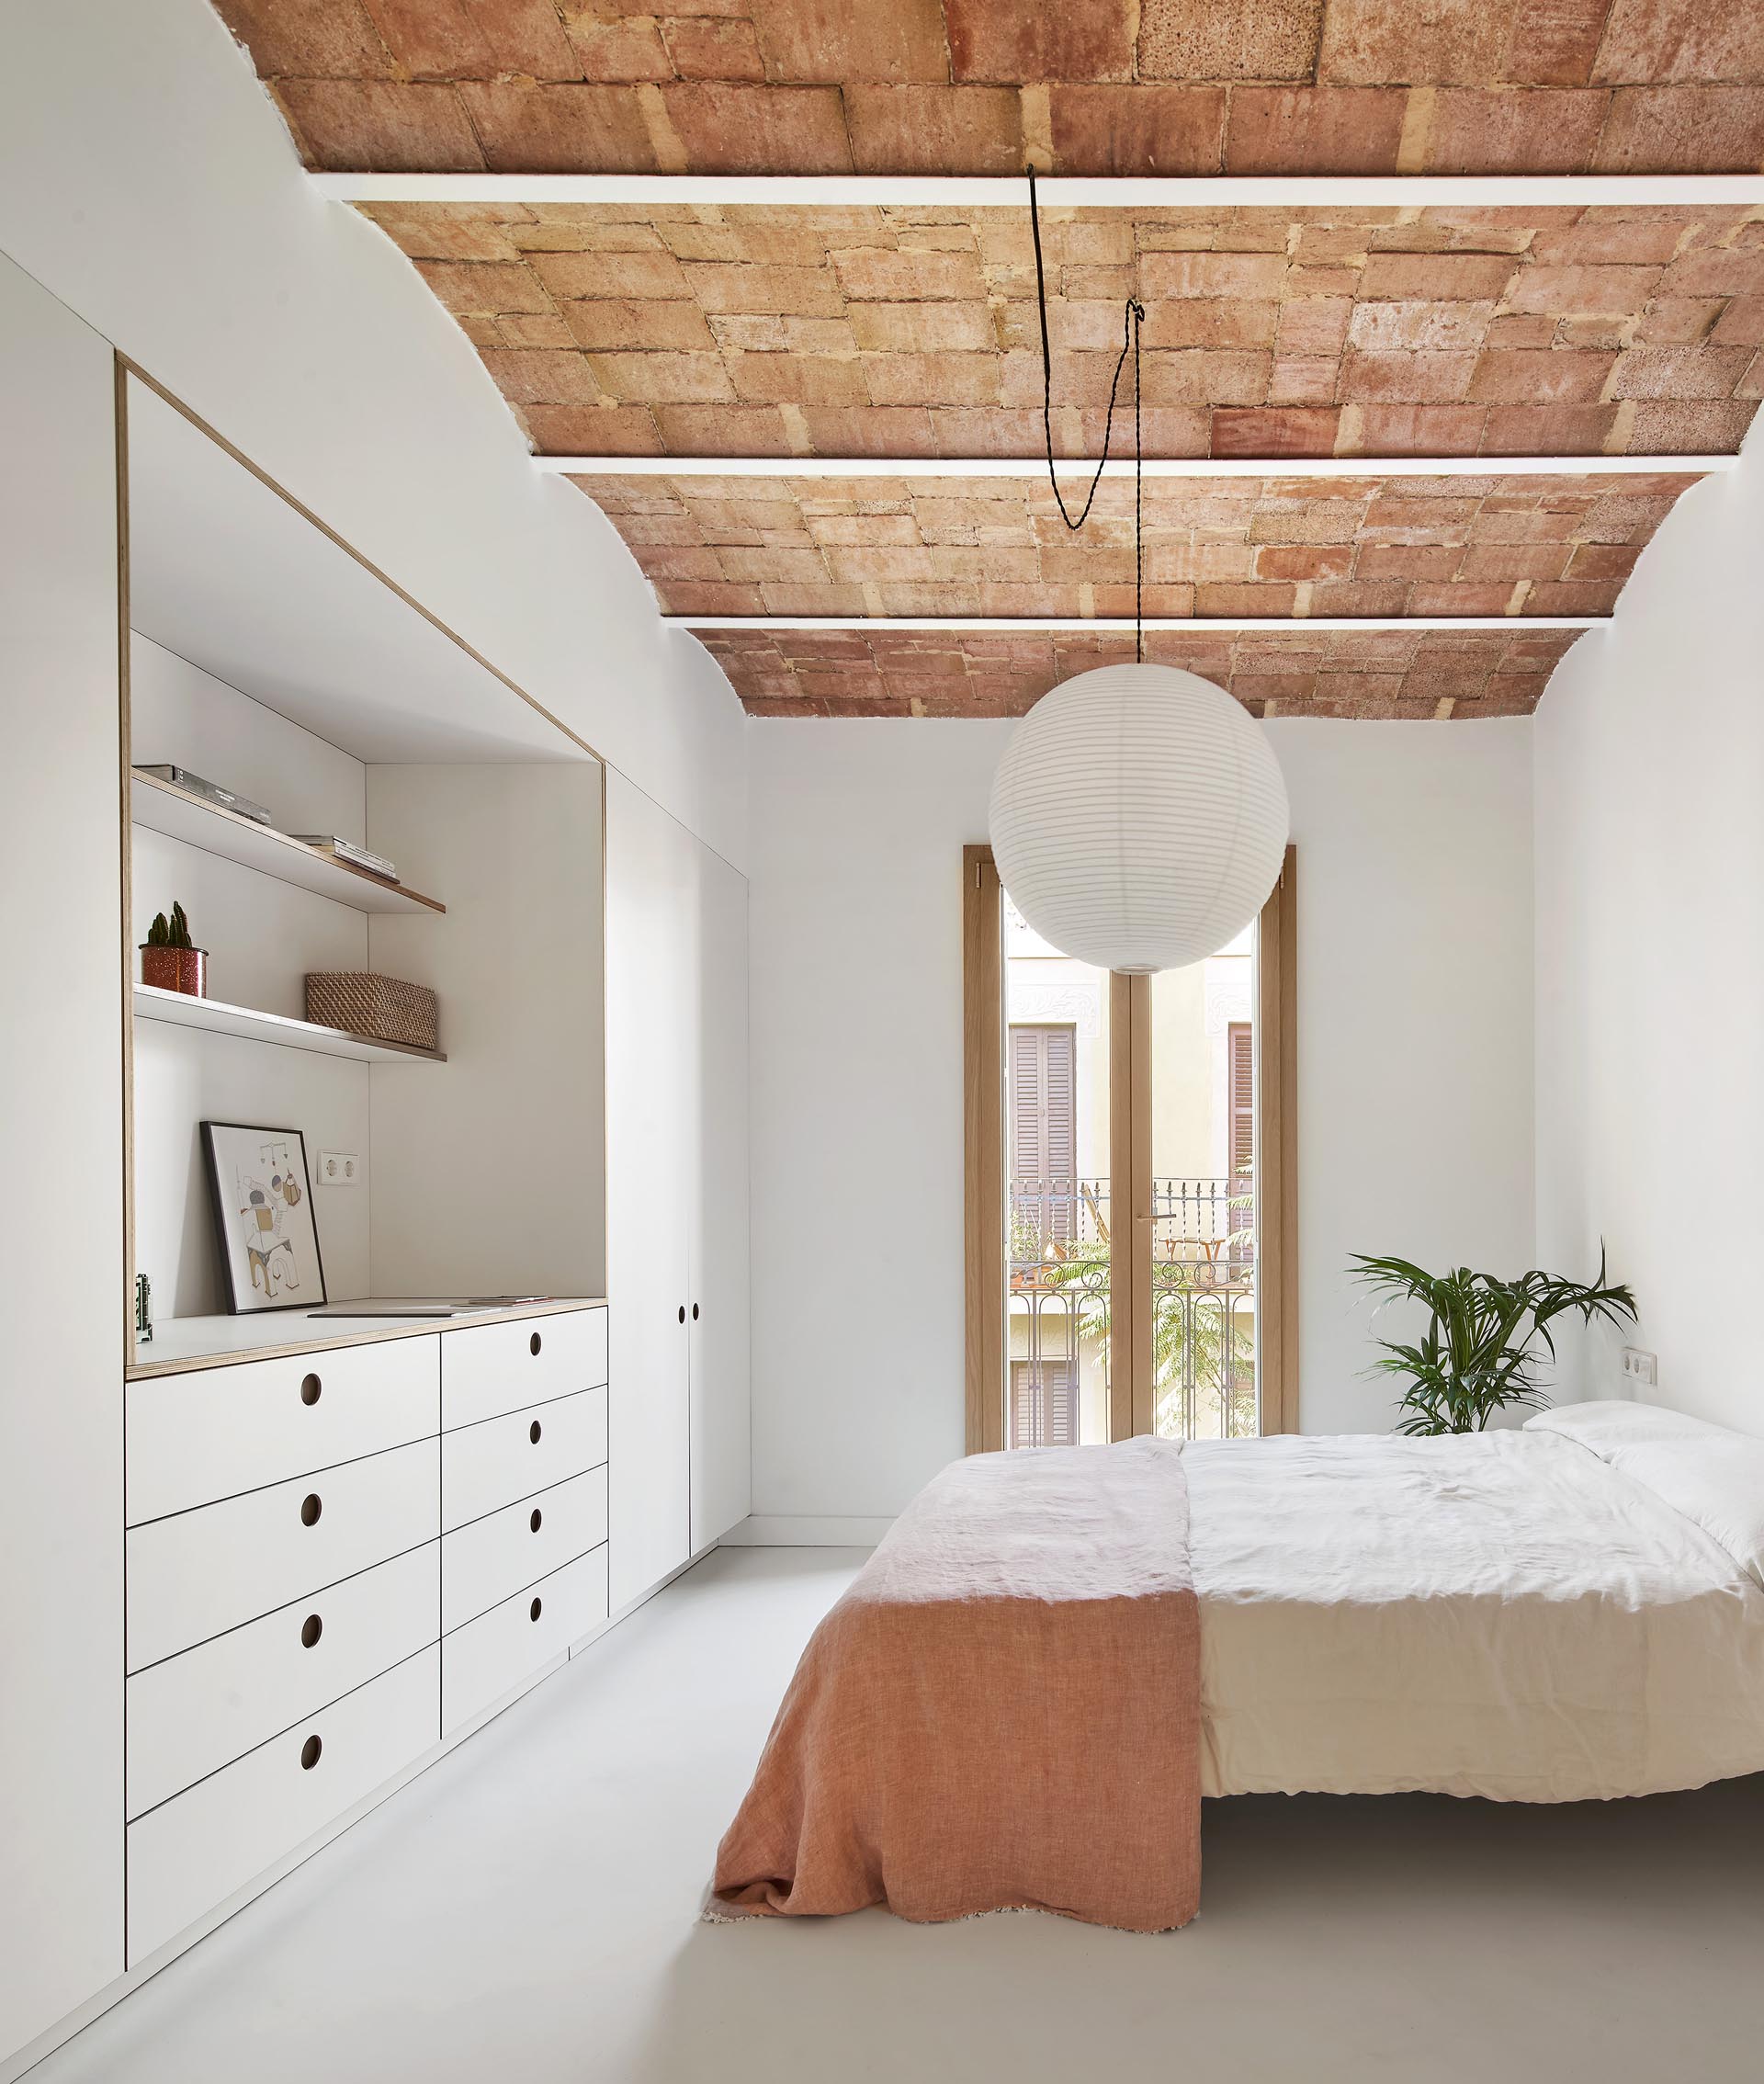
1189;1409;1764;1803
710;1401;1764;1929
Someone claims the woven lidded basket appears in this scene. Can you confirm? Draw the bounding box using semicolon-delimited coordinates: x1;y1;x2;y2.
306;971;439;1052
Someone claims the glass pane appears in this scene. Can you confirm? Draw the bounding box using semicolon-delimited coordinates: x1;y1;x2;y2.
1003;899;1111;1447
1146;925;1260;1439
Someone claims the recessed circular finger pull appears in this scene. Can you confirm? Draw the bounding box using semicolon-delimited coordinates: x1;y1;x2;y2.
300;1734;322;1771
529;1331;542;1356
530;1508;543;1534
300;1373;322;1407
528;1419;542;1444
678;1305;685;1324
300;1614;322;1649
529;1597;542;1623
692;1303;700;1321
300;1493;322;1527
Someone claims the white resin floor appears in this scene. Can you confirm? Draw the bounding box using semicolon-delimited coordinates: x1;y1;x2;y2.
29;1546;1764;2084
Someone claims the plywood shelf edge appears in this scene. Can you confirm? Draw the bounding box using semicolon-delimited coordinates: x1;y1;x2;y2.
130;769;445;916
133;983;447;1065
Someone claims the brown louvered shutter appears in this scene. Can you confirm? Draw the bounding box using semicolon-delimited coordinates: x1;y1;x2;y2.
1043;1356;1078;1445
1009;1025;1077;1244
1011;1357;1079;1449
1012;1350;1041;1450
1227;1022;1254;1256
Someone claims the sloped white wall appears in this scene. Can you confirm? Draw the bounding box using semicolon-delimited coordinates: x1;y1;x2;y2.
1533;439;1764;1431
0;0;745;868
745;717;1536;1523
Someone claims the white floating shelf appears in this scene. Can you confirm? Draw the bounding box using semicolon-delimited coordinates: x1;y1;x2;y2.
130;771;446;916
134;985;447;1065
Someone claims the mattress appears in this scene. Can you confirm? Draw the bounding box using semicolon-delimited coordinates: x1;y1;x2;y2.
1187;1420;1764;1802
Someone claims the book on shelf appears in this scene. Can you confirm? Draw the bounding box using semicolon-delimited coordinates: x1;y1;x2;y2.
288;835;401;883
134;764;274;825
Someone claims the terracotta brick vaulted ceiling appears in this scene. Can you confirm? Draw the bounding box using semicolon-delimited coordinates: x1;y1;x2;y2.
216;0;1764;717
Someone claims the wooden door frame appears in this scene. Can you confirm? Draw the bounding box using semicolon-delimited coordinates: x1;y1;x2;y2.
965;843;1298;1451
1257;845;1300;1435
963;846;1007;1455
1110;972;1150;1442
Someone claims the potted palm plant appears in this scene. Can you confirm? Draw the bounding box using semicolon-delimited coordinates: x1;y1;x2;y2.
1350;1252;1636;1434
140;900;207;997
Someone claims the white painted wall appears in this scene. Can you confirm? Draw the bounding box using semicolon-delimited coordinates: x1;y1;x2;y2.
366;765;605;1299
0;0;746;869
1534;444;1764;1433
130;640;375;1313
746;718;1536;1522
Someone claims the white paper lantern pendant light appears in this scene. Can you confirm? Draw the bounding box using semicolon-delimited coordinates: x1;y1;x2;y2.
988;171;1290;976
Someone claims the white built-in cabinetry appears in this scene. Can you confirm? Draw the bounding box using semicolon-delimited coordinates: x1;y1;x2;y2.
605;774;752;1612
122;1306;609;1963
0;239;126;2073
1;274;751;2078
691;844;753;1550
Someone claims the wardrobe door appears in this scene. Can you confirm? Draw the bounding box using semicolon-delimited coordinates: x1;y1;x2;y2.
0;255;125;2060
605;773;693;1612
689;842;752;1548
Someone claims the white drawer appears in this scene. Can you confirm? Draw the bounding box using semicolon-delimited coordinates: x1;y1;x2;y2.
127;1542;439;1820
127;1438;440;1672
441;1308;605;1431
126;1646;439;1965
441;1387;606;1533
128;1338;439;1524
442;1467;609;1633
442;1546;608;1734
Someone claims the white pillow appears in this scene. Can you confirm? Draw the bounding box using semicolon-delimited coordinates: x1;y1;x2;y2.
1530;1400;1764;1590
1526;1399;1716;1452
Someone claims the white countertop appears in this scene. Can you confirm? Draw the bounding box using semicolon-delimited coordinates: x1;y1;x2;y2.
129;1297;606;1377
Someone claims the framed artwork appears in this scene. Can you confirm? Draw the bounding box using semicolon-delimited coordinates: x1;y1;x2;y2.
201;1122;327;1314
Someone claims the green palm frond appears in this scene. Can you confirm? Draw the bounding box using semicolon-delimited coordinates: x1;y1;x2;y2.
1349;1250;1636;1435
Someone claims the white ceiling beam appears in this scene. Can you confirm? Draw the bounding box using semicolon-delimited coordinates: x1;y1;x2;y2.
315;172;1764;208
669;615;1600;632
544;453;1727;481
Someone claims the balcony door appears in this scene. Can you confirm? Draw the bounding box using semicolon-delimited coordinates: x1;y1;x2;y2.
964;844;1296;1454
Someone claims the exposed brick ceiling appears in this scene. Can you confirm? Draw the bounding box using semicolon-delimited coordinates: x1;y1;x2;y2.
374;202;1764;460
218;2;1764;176
580;470;1700;617
696;625;1579;718
212;0;1764;717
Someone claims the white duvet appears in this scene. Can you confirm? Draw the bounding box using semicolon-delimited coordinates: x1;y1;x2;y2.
1186;1406;1764;1801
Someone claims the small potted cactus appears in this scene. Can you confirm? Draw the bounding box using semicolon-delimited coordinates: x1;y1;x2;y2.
141;900;207;997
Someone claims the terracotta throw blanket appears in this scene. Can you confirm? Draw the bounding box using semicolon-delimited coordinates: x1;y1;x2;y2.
711;1437;1201;1931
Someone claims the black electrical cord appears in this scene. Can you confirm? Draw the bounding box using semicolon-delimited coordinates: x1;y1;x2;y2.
1027;165;1148;663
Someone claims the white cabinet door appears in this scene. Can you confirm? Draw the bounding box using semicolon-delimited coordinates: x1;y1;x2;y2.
605;772;693;1611
0;255;124;2060
690;841;752;1548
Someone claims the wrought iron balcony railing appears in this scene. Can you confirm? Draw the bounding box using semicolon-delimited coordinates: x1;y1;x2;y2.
1008;1173;1259;1445
1008;1176;1254;1295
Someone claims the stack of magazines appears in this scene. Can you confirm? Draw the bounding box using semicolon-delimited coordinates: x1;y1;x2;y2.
290;835;401;884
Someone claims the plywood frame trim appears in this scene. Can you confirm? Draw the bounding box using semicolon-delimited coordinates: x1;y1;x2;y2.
114;357;618;1385
116;357;600;765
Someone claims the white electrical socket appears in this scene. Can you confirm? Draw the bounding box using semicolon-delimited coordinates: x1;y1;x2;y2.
1621;1346;1657;1387
320;1151;360;1187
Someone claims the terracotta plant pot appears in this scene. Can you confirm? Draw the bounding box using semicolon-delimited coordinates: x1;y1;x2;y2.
141;944;208;997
